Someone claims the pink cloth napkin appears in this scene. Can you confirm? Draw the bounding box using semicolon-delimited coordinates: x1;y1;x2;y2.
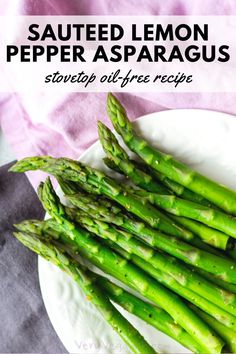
1;0;236;189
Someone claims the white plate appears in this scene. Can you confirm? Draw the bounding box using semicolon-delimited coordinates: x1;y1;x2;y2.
38;109;236;354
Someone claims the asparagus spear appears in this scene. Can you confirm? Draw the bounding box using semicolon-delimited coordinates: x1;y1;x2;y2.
59;177;231;261
99;121;215;210
106;241;236;332
104;156;213;209
57;176;82;195
99;125;230;251
9;156;192;240
66;195;125;228
98;121;169;194
133;189;236;240
196;268;236;295
35;178;223;353
96;276;203;354
104;155;208;206
170;215;232;251
65;190;228;259
64;203;236;284
104;155;230;251
18;214;236;297
17;216;236;339
107;92;236;215
13;231;157;354
103;277;234;353
190;305;236;354
64;207;236;310
65;191;236;293
22;183;219;259
13;225;204;353
133;159;216;208
17;211;236;321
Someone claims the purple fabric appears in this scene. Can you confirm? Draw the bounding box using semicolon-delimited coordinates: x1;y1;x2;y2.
1;0;236;16
1;1;236;190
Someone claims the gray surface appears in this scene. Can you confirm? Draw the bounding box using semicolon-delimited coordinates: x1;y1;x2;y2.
0;130;15;166
0;161;67;353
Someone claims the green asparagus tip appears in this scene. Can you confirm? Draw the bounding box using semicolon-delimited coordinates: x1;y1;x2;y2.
97;120;105;130
13;231;33;249
14;222;26;231
57;177;80;195
98;120;116;139
97;120;110;140
9;156;49;173
38;177;65;219
107;93;123;115
37;181;45;202
98;121;130;163
103;157;122;173
97;121;109;143
14;220;41;234
13;231;48;258
107;92;114;106
107;93;126;115
13;231;70;268
107;93;133;137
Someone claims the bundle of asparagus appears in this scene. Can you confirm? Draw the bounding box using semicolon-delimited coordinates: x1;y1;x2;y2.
10;93;236;353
